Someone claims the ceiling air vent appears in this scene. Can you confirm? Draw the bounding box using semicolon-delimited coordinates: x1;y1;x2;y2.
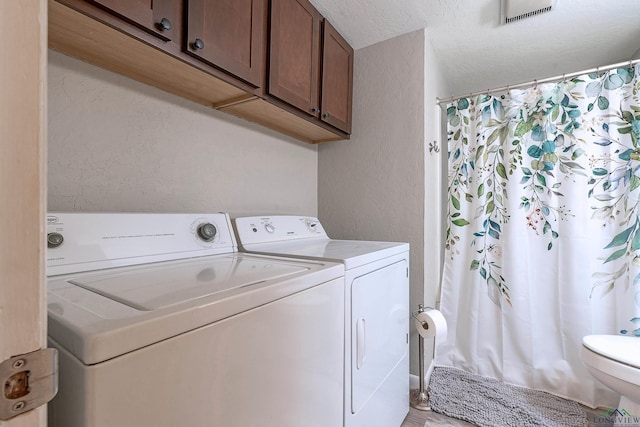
502;0;554;24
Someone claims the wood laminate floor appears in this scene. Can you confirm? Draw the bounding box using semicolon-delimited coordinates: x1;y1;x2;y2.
400;408;474;427
400;405;606;427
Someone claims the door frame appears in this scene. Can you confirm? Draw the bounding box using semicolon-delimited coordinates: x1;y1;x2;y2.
0;1;48;426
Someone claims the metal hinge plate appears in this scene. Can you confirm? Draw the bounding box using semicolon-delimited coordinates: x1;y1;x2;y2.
0;348;58;420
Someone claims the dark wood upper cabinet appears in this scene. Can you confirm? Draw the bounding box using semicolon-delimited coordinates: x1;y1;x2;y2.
268;0;322;117
268;0;352;133
51;0;351;142
87;0;178;41
186;0;266;88
321;21;353;134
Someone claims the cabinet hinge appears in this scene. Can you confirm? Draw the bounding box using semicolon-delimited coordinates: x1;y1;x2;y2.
0;348;58;420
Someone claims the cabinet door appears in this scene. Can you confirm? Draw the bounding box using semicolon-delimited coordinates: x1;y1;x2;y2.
186;0;266;87
268;0;322;117
321;21;353;134
88;0;178;41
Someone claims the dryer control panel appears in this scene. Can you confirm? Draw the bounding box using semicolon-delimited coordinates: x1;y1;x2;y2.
234;216;327;245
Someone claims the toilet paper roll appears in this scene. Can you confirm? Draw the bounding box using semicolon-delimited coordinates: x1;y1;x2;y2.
414;309;448;342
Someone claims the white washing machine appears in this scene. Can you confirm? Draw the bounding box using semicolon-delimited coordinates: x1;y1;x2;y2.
234;215;410;427
46;212;345;427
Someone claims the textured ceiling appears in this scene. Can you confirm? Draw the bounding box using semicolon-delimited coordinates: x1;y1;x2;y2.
309;0;640;95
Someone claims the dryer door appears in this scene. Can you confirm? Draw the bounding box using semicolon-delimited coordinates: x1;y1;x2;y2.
350;259;409;414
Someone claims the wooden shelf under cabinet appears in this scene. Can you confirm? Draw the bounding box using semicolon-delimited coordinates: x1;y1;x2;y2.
221;98;345;144
48;0;347;144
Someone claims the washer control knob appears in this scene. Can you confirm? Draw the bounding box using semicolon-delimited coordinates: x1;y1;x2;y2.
264;223;275;233
197;222;217;242
47;232;64;248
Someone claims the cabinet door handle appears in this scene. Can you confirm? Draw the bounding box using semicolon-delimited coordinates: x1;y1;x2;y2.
322;113;330;119
311;107;320;113
158;18;172;31
193;39;205;50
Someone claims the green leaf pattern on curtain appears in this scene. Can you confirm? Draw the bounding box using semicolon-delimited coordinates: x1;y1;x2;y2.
586;68;640;317
447;96;513;305
446;65;640;332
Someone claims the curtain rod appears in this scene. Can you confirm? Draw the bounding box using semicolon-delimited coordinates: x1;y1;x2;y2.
436;58;640;106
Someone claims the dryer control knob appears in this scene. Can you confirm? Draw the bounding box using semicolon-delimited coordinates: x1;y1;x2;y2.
305;219;318;231
47;232;64;248
197;222;217;242
264;223;275;233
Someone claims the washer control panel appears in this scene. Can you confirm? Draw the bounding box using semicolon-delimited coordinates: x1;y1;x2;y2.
234;216;327;245
46;213;236;276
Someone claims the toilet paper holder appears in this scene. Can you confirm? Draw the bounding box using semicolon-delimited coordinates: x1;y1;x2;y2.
412;304;434;331
410;304;432;411
412;304;434;318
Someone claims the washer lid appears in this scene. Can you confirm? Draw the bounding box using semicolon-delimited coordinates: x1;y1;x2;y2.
241;239;409;269
583;335;640;368
68;255;306;310
48;253;343;365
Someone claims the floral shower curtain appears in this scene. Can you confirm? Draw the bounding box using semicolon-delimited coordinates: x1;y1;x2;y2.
436;64;640;407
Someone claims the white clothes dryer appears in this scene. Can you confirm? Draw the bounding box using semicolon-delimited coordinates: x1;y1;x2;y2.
234;215;410;427
46;212;345;427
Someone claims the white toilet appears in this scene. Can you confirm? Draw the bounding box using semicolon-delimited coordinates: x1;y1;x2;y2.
582;335;640;416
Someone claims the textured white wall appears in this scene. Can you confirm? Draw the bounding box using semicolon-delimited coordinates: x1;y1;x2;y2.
318;29;448;375
48;51;318;216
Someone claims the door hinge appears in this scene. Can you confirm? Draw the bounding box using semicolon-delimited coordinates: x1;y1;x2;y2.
406;268;409;278
0;348;58;420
